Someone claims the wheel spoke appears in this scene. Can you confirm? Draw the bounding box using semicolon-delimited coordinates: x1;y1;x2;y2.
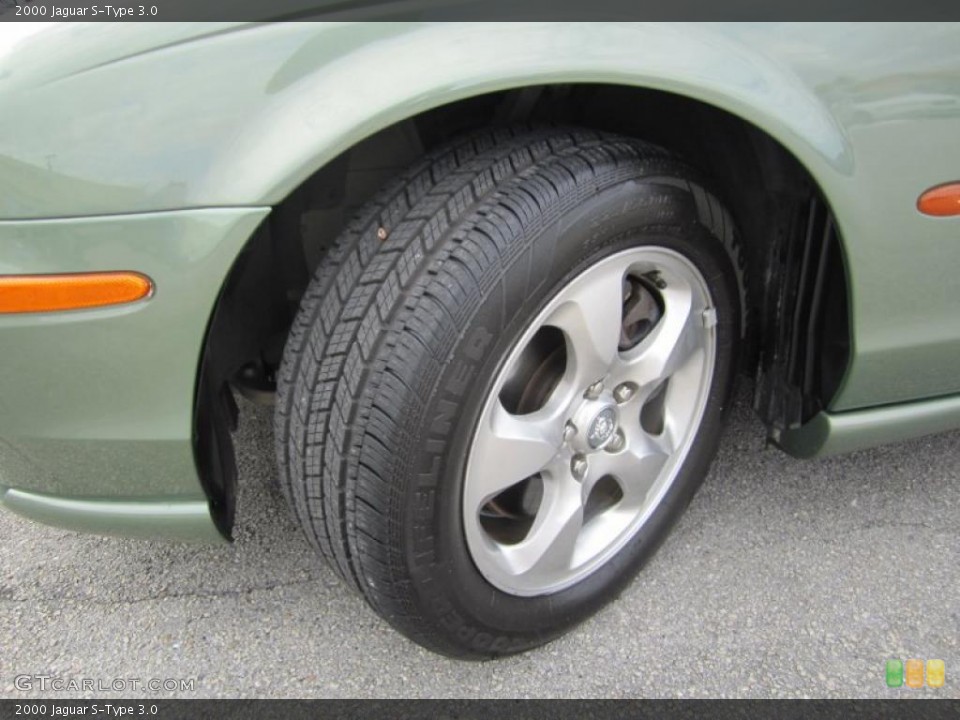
588;433;670;508
616;444;671;509
659;343;708;451
619;281;703;389
498;479;584;578
545;261;626;389
465;400;562;509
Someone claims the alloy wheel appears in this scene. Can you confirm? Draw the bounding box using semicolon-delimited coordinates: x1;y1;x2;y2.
464;247;717;596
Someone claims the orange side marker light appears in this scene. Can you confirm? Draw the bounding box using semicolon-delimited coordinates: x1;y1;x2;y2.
918;182;960;217
0;272;153;314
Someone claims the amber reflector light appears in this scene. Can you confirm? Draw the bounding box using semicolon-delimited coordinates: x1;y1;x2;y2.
918;183;960;217
0;272;153;314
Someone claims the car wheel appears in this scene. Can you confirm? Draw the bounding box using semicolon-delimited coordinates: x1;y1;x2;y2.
275;127;744;658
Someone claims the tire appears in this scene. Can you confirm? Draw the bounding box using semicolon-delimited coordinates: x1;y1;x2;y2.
275;126;745;658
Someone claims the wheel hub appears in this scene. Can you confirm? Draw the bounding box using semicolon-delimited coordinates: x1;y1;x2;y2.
568;395;619;453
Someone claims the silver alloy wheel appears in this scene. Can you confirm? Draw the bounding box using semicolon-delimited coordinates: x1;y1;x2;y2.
463;247;717;596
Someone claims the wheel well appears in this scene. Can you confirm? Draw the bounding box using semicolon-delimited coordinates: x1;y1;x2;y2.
195;83;851;536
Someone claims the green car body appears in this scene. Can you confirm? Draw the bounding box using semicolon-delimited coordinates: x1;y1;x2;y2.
1;21;959;542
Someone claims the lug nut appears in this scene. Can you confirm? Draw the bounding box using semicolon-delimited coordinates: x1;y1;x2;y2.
613;383;635;404
584;380;604;400
571;454;588;482
563;421;577;442
605;429;626;453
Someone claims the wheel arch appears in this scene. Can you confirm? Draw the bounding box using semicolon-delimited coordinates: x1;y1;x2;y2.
196;75;854;538
204;23;853;210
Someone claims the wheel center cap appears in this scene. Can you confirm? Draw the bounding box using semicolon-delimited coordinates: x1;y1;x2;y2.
569;399;619;453
587;406;618;449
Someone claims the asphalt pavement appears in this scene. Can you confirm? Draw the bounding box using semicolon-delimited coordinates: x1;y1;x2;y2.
1;386;957;699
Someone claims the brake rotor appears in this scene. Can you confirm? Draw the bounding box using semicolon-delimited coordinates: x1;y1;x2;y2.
619;276;662;350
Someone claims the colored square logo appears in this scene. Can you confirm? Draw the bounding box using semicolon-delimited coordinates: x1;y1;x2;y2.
927;659;945;688
886;659;904;687
905;659;925;688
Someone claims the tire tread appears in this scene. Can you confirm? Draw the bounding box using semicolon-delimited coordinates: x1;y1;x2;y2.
275;126;746;655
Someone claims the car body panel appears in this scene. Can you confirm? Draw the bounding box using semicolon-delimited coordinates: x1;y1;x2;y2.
0;208;268;505
1;21;856;219
2;22;959;413
0;486;225;542
1;21;959;540
778;394;960;459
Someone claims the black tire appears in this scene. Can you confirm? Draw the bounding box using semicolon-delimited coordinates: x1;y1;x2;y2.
275;127;745;658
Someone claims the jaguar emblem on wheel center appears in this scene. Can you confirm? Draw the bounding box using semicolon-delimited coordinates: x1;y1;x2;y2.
587;406;618;449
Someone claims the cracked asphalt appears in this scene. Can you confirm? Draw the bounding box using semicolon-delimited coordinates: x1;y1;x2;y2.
1;386;957;698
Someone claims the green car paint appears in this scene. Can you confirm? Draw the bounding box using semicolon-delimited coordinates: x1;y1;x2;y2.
0;208;267;540
777;394;960;459
0;487;224;543
0;21;958;540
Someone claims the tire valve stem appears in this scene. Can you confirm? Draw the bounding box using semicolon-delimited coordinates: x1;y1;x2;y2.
377;227;388;241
